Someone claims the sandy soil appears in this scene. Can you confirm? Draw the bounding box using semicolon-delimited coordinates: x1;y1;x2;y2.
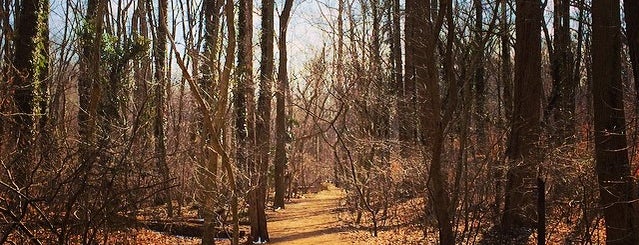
267;184;353;245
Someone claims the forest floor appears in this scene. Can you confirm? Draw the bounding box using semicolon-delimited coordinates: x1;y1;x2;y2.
267;183;352;244
267;183;430;244
121;183;430;244
120;184;357;244
114;182;606;244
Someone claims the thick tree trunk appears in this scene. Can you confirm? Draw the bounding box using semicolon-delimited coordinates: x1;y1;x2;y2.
11;0;49;187
625;1;639;104
65;0;106;242
236;0;252;190
0;0;8;142
236;1;254;243
5;3;49;240
274;0;294;209
399;0;416;144
199;0;224;243
502;0;542;236
547;0;574;145
591;0;639;243
253;0;274;241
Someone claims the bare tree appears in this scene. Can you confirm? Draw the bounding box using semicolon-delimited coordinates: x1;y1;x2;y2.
235;0;254;235
625;0;639;112
274;0;294;209
414;0;454;243
253;0;275;240
592;0;639;243
77;0;106;174
1;0;48;242
502;0;542;239
9;0;49;186
399;0;416;143
152;0;174;217
473;0;486;148
547;0;575;145
500;0;512;122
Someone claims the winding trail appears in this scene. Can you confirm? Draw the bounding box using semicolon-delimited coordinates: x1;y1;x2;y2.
267;184;352;244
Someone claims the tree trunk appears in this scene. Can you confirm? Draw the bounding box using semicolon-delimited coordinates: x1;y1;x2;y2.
495;0;510;218
591;0;639;243
164;1;238;242
236;0;253;189
274;0;294;209
11;0;49;188
220;2;239;243
77;0;106;184
501;0;512;122
415;0;454;244
473;0;486;150
390;0;401;135
236;0;254;241
502;0;542;236
0;0;9;142
6;2;49;238
547;0;574;145
200;0;224;243
200;0;223;210
399;0;416;144
625;1;639;109
153;0;173;218
253;0;274;241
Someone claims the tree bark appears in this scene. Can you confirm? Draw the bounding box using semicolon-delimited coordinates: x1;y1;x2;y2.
625;0;639;115
502;0;542;235
495;0;511;218
77;0;106;185
414;0;454;244
591;0;639;243
247;0;274;242
0;0;9;141
501;0;512;122
253;0;274;240
235;0;254;242
11;0;49;187
473;0;486;149
153;0;173;218
200;0;223;199
547;0;574;145
199;0;224;243
390;0;401;128
274;0;294;209
399;0;416;143
236;0;253;187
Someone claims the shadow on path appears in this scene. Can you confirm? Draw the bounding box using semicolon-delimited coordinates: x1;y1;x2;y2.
267;184;351;244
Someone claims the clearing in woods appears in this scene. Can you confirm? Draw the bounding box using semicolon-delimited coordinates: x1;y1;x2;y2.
268;184;352;244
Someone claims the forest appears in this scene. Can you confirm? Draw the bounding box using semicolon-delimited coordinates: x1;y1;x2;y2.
1;0;639;244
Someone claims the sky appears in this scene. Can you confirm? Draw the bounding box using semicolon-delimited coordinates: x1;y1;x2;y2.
44;0;331;82
282;0;330;71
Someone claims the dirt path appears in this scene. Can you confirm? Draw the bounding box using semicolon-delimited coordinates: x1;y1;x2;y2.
267;184;352;244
